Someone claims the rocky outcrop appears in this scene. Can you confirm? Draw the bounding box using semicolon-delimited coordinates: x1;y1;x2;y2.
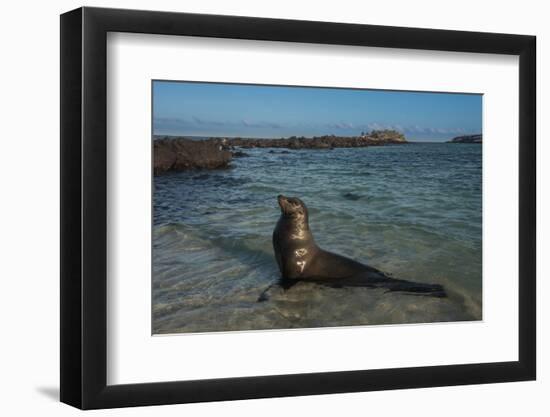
153;138;232;175
227;130;407;149
153;130;407;174
447;134;482;144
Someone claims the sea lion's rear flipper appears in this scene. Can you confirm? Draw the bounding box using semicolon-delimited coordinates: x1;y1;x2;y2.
382;279;447;298
310;275;447;298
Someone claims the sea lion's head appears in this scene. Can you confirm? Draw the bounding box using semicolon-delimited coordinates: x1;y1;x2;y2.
277;195;308;219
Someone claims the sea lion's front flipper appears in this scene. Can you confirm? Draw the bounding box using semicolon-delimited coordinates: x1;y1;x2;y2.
257;283;275;302
257;279;301;302
279;278;300;291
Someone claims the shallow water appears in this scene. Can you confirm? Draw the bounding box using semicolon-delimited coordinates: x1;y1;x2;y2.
153;143;482;334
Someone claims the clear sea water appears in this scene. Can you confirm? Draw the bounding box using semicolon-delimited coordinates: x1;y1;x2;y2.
153;143;482;334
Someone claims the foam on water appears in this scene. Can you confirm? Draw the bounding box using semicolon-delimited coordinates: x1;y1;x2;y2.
153;144;482;334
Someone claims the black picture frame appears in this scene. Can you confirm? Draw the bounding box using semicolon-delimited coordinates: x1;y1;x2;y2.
60;6;536;410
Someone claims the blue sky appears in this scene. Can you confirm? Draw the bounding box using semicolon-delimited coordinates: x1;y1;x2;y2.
153;81;482;142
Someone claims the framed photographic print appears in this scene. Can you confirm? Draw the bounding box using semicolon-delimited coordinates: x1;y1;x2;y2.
60;6;536;409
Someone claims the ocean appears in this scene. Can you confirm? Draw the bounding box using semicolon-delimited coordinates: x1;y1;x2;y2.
152;143;482;334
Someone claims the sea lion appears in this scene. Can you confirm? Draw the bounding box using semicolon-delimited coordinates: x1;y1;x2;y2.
267;195;446;298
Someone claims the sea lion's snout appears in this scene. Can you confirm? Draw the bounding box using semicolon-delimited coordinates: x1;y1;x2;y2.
277;194;292;210
277;195;306;217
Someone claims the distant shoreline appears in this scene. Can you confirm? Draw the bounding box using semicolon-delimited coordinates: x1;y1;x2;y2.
446;134;482;144
154;130;407;145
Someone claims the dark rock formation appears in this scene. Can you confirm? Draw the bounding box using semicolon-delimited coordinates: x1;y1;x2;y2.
447;134;482;144
153;130;407;174
227;130;406;149
153;138;232;175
